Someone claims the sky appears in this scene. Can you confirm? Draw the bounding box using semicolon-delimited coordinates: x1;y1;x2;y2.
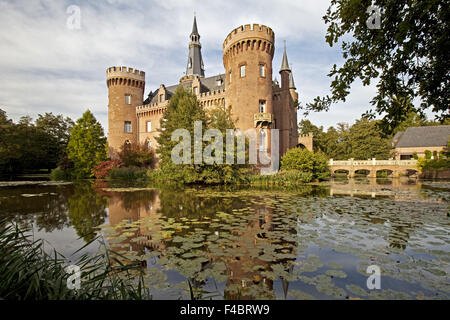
0;0;418;133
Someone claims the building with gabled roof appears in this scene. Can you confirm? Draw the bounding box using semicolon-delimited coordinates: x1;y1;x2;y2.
392;125;450;159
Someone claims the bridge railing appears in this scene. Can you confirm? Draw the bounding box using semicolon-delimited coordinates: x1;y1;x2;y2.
329;158;418;166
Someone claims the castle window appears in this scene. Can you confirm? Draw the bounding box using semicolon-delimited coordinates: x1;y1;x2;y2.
125;95;131;104
124;121;132;133
240;65;246;78
146;121;152;132
229;72;232;83
259;64;266;77
259;100;266;113
159;94;164;103
193;86;198;95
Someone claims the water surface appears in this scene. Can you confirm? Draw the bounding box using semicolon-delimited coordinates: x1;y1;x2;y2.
0;178;448;300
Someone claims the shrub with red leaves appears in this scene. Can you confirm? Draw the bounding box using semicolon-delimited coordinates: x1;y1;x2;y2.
93;160;123;179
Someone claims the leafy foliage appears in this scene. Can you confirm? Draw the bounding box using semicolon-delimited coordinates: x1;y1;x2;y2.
0;109;74;174
280;147;330;181
155;87;247;184
93;160;123;179
67;110;107;179
417;151;449;171
118;142;154;168
306;0;449;129
298;117;392;160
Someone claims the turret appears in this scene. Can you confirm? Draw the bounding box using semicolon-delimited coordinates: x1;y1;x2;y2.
186;16;205;77
279;41;291;89
106;66;145;157
223;24;275;156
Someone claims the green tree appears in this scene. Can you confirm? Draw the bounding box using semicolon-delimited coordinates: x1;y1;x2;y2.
155;86;209;183
0;109;20;174
67;110;107;179
281;148;330;180
35;113;74;170
306;0;449;129
346;117;391;160
156;86;207;170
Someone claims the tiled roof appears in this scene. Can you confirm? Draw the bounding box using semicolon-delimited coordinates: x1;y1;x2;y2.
143;74;225;105
394;125;450;148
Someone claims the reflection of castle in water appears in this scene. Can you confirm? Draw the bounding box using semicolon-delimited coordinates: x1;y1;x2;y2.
105;188;298;299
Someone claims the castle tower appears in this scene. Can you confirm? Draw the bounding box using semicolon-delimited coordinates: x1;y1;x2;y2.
277;43;298;155
185;16;205;77
106;66;145;157
223;24;275;156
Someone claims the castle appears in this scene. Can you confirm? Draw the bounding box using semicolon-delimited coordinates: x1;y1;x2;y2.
106;17;305;166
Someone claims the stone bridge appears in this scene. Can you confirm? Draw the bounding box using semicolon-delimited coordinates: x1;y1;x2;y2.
329;158;419;178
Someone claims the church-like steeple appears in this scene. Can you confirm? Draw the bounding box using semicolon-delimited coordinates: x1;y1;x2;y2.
279;41;291;73
186;15;205;77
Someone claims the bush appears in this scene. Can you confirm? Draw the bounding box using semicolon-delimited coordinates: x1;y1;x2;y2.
93;160;122;179
107;167;147;180
50;167;69;181
118;142;154;168
281;148;330;181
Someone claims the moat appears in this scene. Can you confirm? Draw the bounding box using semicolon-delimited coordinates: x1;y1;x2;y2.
0;178;448;299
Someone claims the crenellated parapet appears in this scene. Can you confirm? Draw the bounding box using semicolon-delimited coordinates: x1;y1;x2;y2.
223;24;275;62
106;66;145;88
136;103;166;118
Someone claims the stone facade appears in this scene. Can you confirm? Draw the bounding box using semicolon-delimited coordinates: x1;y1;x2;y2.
106;67;145;157
297;132;313;151
107;19;299;167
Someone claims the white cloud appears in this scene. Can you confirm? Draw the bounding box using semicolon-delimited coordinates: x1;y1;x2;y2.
0;0;383;132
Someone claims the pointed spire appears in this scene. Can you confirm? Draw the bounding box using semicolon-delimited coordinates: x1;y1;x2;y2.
186;15;205;77
289;65;296;89
191;14;199;36
280;40;291;73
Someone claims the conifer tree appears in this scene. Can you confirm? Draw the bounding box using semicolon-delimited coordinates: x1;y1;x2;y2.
67;110;107;179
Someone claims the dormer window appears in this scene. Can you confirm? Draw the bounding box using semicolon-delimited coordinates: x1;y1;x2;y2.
216;78;223;86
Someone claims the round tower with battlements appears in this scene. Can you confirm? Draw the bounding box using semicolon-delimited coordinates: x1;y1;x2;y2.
223;24;275;155
106;66;145;157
